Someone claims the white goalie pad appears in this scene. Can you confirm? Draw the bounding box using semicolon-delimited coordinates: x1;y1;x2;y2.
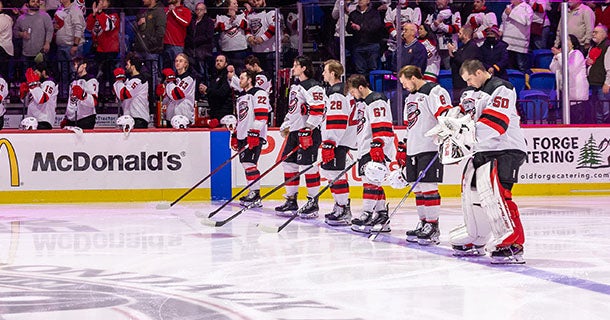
476;161;514;248
449;159;491;246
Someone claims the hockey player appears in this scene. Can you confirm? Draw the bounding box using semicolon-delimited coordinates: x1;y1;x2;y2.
158;53;196;125
445;59;527;263
0;74;8;130
346;74;395;233
63;57;98;129
397;65;449;245
275;55;325;218
24;65;58;130
228;55;271;93
320;59;357;226
232;69;272;207
113;53;150;128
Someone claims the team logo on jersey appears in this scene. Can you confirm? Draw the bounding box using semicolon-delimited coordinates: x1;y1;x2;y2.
256;77;264;87
250;18;262;35
288;92;298;114
406;101;420;129
227;25;239;37
238;100;249;121
356;108;366;134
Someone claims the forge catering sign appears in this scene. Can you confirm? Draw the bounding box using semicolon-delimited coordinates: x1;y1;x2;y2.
0;131;210;191
520;127;610;184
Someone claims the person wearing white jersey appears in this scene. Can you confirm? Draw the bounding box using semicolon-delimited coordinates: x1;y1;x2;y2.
215;0;248;72
24;64;57;130
227;55;271;93
275;55;325;219
113;53;150;128
464;0;497;47
63;57;98;129
159;53;196;125
397;65;449;245
424;0;461;69
0;73;6;130
245;0;277;76
320;60;358;227
231;69;271;207
347;74;395;234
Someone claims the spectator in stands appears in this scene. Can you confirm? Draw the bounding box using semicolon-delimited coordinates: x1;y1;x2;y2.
464;0;497;47
529;0;551;50
397;22;427;73
163;0;192;69
553;0;595;55
134;0;166;89
215;0;248;73
586;25;610;124
14;0;53;69
551;34;590;123
185;2;214;82
0;1;13;79
346;0;383;77
448;25;480;100
418;23;440;83
0;70;7;129
593;1;610;39
245;0;278;78
199;54;233;122
480;26;509;80
500;0;533;73
331;0;357;62
54;0;85;91
86;0;120;101
384;0;422;70
183;0;196;12
424;0;461;70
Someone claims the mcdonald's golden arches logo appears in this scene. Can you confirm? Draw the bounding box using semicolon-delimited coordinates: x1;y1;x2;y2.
0;138;20;187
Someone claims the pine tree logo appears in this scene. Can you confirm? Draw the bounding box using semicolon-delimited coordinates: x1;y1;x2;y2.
576;134;604;168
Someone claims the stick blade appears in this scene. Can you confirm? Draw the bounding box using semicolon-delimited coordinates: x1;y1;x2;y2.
155;202;171;210
257;223;280;233
200;218;219;227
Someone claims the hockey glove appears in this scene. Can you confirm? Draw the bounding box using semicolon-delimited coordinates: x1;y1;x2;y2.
370;139;385;162
247;129;260;149
230;133;239;151
19;82;29;99
321;140;336;164
162;68;176;83
396;140;407;167
298;128;313;149
71;85;86;100
60;118;68;129
25;68;40;87
113;67;126;81
207;118;219;129
155;83;166;97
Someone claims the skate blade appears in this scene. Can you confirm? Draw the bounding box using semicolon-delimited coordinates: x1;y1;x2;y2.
155;202;171;210
275;211;297;217
405;236;419;243
351;225;371;234
417;238;440;246
490;256;526;264
298;213;319;220
453;251;486;257
370;225;391;233
241;201;262;208
325;220;351;227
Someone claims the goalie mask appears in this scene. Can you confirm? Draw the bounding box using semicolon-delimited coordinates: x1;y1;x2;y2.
20;117;38;130
220;115;237;131
171;115;190;129
364;161;389;185
439;134;473;165
116;115;135;133
388;169;409;189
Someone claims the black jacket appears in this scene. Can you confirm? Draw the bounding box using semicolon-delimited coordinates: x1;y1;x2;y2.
450;39;481;89
206;67;233;120
480;38;510;80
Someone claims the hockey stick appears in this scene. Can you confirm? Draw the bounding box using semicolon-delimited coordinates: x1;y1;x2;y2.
201;162;316;227
258;160;358;233
156;146;247;210
368;153;439;241
205;146;299;218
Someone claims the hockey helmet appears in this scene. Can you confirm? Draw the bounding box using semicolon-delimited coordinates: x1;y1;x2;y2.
363;161;389;185
220;115;237;131
20;117;38;130
388;169;409;189
116;115;135;133
171;115;190;129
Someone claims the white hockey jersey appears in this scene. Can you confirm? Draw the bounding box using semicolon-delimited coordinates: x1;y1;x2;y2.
229;72;272;93
246;9;277;53
425;9;461;51
460;77;527;152
164;70;195;122
282;78;325;132
0;78;7;117
65;75;98;121
355;91;395;159
113;74;150;122
465;8;498;47
235;86;271;140
27;79;58;124
385;5;422;39
323;83;358;149
402;82;452;155
216;13;248;52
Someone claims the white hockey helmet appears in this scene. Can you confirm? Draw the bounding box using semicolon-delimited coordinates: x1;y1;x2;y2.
220;115;237;131
116;115;135;133
439;134;473;165
171;115;190;129
364;161;389;185
20;117;38;130
388;169;409;189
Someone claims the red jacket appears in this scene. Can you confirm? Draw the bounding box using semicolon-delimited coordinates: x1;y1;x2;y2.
86;11;120;53
163;5;192;47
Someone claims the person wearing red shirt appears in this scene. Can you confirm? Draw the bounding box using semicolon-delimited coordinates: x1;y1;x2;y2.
163;0;192;69
86;0;120;100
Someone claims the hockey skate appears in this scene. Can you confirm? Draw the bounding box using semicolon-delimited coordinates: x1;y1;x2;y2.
406;219;426;243
324;200;352;226
351;207;390;234
490;244;525;264
239;190;262;207
351;211;373;233
369;205;391;233
452;244;486;257
298;196;319;219
275;194;298;217
417;221;440;245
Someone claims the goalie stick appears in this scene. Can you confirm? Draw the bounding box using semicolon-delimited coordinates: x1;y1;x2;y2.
257;160;358;233
201;162;316;227
156;146;248;210
368;153;439;241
